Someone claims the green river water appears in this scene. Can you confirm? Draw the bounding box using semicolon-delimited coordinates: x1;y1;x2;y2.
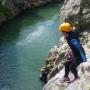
0;2;62;90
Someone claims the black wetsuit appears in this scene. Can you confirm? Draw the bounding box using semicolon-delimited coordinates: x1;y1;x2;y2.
64;31;87;79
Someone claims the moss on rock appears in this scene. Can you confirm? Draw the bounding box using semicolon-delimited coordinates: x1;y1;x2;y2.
0;3;13;17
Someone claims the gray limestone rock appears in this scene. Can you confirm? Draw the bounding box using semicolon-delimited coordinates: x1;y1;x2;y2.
60;0;90;30
43;31;90;90
43;0;90;89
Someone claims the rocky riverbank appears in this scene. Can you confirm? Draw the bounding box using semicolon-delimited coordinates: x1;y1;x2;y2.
40;31;90;81
41;0;90;90
42;31;90;90
0;0;63;25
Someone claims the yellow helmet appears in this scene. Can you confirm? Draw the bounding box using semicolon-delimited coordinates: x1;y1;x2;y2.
59;23;71;32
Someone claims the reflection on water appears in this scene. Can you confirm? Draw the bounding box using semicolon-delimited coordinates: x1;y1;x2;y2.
17;25;44;46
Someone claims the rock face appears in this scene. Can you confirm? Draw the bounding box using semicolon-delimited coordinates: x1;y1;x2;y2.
0;0;62;25
60;0;90;30
40;31;90;82
43;0;90;81
42;0;90;89
43;31;90;90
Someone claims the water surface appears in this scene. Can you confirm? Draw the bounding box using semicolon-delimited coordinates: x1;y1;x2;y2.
0;2;62;90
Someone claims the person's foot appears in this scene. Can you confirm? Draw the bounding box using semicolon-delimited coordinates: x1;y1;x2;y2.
59;77;70;83
71;76;80;83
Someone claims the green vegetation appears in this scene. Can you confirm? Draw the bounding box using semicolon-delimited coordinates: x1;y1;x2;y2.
0;3;13;17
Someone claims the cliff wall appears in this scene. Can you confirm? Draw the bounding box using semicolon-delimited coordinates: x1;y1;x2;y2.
60;0;90;30
43;0;90;90
0;0;61;25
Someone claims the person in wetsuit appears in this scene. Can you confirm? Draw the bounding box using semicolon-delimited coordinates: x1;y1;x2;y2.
59;23;87;82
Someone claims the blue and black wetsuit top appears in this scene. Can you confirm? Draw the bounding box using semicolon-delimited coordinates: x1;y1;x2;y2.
65;31;87;63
